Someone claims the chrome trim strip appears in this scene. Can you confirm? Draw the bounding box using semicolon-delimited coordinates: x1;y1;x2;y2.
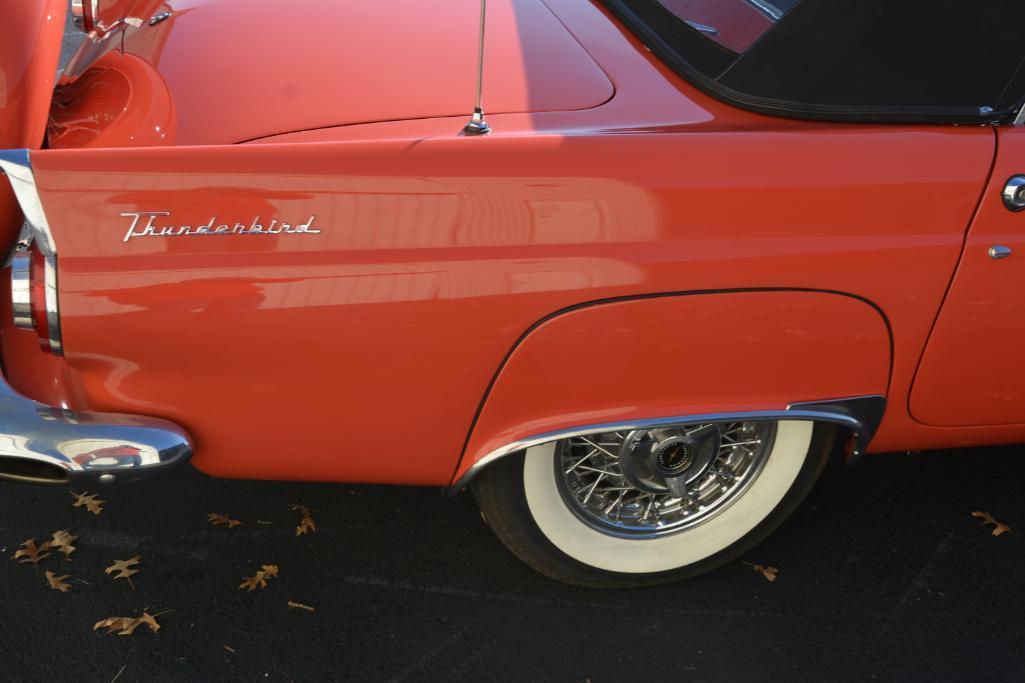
0;371;192;485
71;0;86;30
10;247;33;329
787;394;885;464
744;0;785;21
43;254;63;355
450;396;884;491
1015;106;1025;126
0;150;57;256
684;20;719;36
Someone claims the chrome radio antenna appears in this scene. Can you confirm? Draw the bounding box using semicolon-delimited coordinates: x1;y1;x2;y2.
464;0;491;135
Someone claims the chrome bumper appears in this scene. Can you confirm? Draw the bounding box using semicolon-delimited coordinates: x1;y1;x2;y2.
0;373;192;485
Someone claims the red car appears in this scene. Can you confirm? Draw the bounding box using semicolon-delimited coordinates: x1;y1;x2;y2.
1;0;1023;587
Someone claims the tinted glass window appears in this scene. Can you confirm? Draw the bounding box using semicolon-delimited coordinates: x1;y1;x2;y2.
656;1;796;53
601;0;1025;123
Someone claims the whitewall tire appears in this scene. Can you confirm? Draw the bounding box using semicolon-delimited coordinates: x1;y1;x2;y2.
471;420;836;587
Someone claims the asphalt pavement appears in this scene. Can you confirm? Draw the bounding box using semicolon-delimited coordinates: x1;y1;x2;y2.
0;15;1021;683
1;446;1024;681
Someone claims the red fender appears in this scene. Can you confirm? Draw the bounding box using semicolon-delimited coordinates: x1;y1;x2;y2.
0;0;65;245
454;290;891;484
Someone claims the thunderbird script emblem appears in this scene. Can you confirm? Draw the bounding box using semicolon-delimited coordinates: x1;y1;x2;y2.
121;211;320;242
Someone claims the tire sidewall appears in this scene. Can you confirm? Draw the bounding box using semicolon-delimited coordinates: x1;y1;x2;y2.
479;421;836;587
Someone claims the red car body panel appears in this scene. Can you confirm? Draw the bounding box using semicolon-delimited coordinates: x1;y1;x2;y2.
1;0;1024;487
0;0;65;246
48;51;177;149
110;0;614;146
456;291;890;482
18;122;994;484
911;128;1025;427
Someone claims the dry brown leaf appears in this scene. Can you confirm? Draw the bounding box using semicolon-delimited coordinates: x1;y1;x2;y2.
971;511;1013;537
13;538;53;566
50;530;78;560
290;505;316;536
287;600;315;612
45;570;72;592
239;564;279;591
137;612;161;633
223;645;235;653
207;513;242;528
744;562;778;582
105;556;142;585
71;491;105;515
94;617;134;634
94;611;161;636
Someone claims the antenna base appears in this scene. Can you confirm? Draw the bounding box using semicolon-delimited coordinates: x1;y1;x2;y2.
464;108;491;136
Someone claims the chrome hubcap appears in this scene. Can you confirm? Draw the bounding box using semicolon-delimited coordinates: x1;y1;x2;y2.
554;421;777;538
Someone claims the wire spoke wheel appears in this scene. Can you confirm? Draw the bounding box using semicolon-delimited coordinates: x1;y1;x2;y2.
554;421;777;538
472;420;833;586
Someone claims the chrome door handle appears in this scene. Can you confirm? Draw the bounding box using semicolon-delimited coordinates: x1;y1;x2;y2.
1002;175;1025;211
989;245;1013;260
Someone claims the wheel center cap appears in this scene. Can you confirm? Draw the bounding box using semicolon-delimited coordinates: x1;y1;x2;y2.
654;438;693;474
618;425;723;495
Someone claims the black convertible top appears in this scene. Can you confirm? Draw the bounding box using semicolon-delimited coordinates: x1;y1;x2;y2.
601;0;1025;124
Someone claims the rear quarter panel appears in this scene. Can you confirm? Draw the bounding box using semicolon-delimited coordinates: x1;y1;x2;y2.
23;127;993;483
456;290;891;481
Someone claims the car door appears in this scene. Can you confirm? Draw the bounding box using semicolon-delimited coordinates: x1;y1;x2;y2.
911;126;1025;426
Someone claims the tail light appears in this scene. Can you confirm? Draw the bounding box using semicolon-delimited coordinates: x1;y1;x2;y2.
11;241;63;355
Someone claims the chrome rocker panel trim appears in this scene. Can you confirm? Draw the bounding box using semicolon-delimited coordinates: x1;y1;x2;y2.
0;373;193;485
451;395;885;491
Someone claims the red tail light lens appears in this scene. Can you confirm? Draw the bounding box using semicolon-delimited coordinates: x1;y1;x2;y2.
10;242;63;355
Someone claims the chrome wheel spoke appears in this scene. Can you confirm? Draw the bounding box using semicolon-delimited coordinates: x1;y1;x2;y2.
577;436;619;460
555;421;776;538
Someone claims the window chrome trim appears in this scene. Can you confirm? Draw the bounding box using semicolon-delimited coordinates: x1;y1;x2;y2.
450;395;885;491
1015;105;1025;126
0;150;57;256
744;0;785;21
683;20;718;36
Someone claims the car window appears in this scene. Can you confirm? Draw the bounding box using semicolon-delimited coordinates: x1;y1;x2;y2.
601;0;1025;124
655;0;797;53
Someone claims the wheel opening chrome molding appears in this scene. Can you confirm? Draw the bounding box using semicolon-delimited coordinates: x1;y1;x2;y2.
451;395;885;492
